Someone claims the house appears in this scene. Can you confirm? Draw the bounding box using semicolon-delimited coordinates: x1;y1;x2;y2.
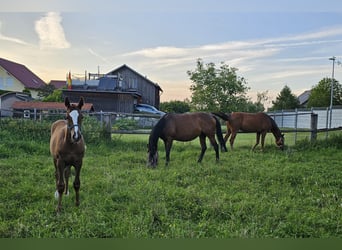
49;80;66;89
298;90;311;107
62;64;163;113
12;101;94;119
0;92;33;117
0;58;46;98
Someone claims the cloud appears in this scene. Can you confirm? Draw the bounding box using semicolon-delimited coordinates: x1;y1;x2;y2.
0;22;30;45
35;12;70;49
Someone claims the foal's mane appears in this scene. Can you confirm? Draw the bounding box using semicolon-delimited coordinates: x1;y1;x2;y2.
149;114;167;150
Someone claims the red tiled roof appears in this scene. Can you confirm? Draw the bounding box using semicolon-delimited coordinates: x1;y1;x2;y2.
12;101;95;112
0;58;46;89
49;80;66;89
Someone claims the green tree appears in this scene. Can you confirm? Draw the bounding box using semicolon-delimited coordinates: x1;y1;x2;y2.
307;77;342;108
37;84;55;99
43;89;63;102
160;99;191;113
270;85;300;111
187;59;249;112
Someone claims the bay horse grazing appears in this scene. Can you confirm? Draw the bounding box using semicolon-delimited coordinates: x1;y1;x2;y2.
147;112;227;167
213;112;284;151
50;97;85;213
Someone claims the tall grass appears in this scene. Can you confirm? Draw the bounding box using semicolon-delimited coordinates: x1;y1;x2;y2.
0;118;341;238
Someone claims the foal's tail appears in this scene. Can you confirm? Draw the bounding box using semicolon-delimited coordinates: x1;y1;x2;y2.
212;115;228;152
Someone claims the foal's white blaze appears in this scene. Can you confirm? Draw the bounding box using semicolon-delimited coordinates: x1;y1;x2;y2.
69;110;80;139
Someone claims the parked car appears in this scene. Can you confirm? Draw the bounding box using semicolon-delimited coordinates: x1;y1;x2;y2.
134;104;165;116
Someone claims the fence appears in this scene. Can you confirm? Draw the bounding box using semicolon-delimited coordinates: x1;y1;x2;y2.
1;106;342;144
268;106;342;143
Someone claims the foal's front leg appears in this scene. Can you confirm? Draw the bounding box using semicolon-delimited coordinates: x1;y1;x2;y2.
56;159;66;213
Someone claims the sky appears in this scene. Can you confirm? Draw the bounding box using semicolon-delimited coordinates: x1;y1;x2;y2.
1;0;342;107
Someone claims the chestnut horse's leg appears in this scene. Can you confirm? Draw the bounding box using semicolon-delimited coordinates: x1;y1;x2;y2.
229;130;237;150
208;134;219;162
73;160;82;207
198;134;207;163
164;139;173;166
224;127;231;143
252;132;261;151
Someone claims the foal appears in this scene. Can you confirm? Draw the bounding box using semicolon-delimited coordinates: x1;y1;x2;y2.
50;97;85;213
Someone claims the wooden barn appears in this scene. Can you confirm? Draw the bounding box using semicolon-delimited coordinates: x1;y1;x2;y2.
62;64;163;113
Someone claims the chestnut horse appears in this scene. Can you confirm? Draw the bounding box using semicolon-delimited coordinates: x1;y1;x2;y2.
147;112;227;167
213;112;284;150
50;97;85;213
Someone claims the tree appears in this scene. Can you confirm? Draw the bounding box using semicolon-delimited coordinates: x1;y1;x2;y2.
187;59;249;112
160;99;191;113
42;89;63;102
37;84;55;99
270;85;300;111
307;77;342;108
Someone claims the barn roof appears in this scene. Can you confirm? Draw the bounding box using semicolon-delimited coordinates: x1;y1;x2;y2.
0;57;46;89
107;64;163;92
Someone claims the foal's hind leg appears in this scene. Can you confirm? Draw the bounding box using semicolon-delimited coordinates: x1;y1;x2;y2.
64;166;71;196
198;134;207;163
73;161;82;207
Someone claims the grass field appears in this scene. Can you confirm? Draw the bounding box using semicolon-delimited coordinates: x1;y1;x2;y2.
0;119;341;238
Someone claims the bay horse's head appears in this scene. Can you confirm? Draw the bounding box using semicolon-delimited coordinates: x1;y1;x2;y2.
65;97;84;143
276;133;285;150
147;143;158;168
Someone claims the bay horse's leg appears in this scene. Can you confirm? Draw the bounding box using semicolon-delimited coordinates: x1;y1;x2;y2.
73;160;82;207
260;132;267;151
164;139;173;166
253;132;261;151
208;135;219;162
198;134;207;163
56;159;65;213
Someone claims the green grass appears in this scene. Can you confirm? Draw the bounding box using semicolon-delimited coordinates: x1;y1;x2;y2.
0;119;341;238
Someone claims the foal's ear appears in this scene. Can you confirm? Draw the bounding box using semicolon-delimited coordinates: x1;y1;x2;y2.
65;97;71;109
78;97;84;109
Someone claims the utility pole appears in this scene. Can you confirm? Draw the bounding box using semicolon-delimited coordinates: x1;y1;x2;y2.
329;56;335;129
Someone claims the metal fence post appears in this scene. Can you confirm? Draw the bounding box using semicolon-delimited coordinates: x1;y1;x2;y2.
311;113;318;142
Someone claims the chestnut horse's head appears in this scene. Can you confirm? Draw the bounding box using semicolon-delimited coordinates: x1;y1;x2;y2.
276;133;285;150
65;97;84;143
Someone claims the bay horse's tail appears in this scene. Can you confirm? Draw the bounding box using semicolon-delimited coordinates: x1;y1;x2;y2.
212;114;228;152
212;112;231;122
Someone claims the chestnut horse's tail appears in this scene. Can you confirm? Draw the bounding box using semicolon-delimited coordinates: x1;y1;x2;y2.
212;112;231;122
212;115;228;152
